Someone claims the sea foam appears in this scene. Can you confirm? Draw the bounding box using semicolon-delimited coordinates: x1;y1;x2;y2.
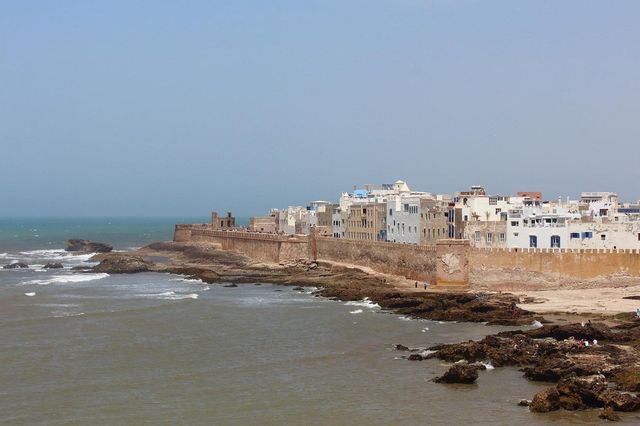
21;273;109;286
344;297;380;309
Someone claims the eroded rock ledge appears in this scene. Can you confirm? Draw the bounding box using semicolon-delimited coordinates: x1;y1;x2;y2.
405;321;640;420
90;241;537;326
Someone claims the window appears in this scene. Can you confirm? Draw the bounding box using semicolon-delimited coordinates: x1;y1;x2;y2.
570;232;580;239
499;233;505;242
551;235;561;248
529;235;538;248
511;221;519;227
487;232;493;243
474;231;481;242
601;234;606;241
389;208;393;216
638;233;640;241
582;232;593;239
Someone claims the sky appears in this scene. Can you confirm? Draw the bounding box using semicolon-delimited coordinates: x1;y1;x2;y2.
1;0;639;216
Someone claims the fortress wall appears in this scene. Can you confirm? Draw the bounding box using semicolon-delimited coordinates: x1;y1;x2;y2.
174;225;640;289
469;247;640;288
314;236;436;281
174;226;308;263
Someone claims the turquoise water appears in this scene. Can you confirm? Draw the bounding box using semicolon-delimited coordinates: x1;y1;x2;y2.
0;217;246;252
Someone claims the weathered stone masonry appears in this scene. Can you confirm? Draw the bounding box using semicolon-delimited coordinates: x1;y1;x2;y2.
173;225;640;289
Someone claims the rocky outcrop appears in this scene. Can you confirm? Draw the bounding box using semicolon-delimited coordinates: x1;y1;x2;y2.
44;262;64;269
420;321;640;419
599;406;621;421
92;254;151;273
433;363;481;384
3;262;28;269
65;239;113;253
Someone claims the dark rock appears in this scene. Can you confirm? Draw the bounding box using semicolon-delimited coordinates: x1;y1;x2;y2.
408;354;424;361
612;367;640;392
224;283;238;288
525;323;614;342
433;363;480;384
65;239;113;253
529;387;560;412
518;399;531;407
394;344;410;351
92;254;151;273
598;389;640;412
3;262;28;269
71;265;92;271
599;406;621;421
292;286;304;291
44;262;64;269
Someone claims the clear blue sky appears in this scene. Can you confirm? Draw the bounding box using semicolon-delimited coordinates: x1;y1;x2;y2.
2;0;639;216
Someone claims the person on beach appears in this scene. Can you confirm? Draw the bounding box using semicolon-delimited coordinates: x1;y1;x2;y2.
424;283;427;290
510;301;518;317
415;282;418;288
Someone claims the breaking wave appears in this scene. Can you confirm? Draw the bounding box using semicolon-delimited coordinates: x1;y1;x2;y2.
21;273;109;286
160;293;199;300
345;297;380;309
349;309;363;314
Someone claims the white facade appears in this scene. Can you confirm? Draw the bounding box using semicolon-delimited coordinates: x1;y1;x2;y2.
386;195;421;244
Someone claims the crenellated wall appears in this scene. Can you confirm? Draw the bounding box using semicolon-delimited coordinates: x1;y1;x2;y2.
314;236;436;281
173;224;640;289
173;225;309;263
469;247;640;288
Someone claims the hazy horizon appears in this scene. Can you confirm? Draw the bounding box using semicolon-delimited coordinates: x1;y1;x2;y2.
2;0;639;217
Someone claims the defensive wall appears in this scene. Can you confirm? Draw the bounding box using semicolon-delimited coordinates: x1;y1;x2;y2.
469;247;640;289
314;236;437;282
174;225;640;289
174;224;309;263
174;225;466;288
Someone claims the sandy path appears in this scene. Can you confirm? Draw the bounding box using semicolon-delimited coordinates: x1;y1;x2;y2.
517;286;640;315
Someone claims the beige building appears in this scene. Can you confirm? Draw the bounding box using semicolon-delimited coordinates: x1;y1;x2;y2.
464;220;508;248
249;213;277;233
345;203;387;241
211;211;236;229
420;200;448;246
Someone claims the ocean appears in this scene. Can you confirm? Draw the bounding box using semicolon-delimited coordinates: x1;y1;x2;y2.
0;218;608;424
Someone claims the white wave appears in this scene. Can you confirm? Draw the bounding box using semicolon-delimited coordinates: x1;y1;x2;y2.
161;293;198;300
421;327;430;332
24;292;36;297
202;286;211;291
169;277;203;283
0;253;8;258
159;291;175;296
21;273;109;286
418;350;436;357
52;312;85;318
345;297;380;309
482;362;495;370
531;320;543;329
349;309;363;314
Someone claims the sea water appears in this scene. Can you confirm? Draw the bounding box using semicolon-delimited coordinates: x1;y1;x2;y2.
0;218;619;424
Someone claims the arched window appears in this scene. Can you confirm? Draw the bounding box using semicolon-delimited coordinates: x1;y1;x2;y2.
529;235;538;248
551;235;561;248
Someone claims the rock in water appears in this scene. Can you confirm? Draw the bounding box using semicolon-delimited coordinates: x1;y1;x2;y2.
529;387;560;412
433;364;480;384
3;262;28;269
65;239;113;253
44;262;64;269
92;254;150;273
599;407;621;421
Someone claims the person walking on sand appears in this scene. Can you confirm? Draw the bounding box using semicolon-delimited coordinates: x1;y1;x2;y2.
415;282;418;288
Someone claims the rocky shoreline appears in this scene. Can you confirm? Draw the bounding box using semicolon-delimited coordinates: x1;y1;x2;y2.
88;241;640;421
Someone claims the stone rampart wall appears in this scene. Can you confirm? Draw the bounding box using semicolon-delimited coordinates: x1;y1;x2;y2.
469;247;640;288
314;236;436;281
174;226;309;263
